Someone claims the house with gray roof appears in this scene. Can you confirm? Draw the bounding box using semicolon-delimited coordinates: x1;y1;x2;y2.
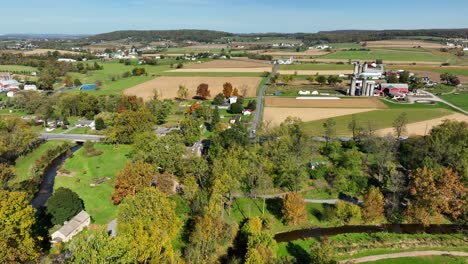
51;210;90;243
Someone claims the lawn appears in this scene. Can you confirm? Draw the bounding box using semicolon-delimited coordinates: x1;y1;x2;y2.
362;255;467;264
0;64;37;72
302;108;454;136
322;49;453;62
279;63;353;71
441;92;468;112
11;141;66;186
55;144;132;225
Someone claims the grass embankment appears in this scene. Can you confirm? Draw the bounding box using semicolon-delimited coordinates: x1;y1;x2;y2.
441;92;468;112
277;232;468;262
55;144;132;224
11;141;66;186
322;49;453;62
302;106;454;136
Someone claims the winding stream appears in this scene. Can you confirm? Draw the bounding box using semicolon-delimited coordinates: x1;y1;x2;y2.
31;144;82;209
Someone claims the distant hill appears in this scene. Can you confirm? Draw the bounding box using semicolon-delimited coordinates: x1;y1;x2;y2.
85;30;233;43
0;33;90;39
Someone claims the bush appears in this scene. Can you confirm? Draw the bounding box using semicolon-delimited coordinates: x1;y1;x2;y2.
212;93;225;105
83;141;103;157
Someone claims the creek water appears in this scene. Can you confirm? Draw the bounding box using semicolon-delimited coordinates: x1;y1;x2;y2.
30;144;82;209
274;224;468;242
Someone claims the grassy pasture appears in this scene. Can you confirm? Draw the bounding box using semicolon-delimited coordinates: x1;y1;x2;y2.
441;92;468;112
363;255;467;264
0;65;37;72
55;144;132;224
301;108;454;136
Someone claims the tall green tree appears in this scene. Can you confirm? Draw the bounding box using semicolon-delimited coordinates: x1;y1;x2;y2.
46;187;84;225
180;114;202;146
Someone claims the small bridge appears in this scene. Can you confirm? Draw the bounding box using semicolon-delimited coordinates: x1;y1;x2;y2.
40;133;104;142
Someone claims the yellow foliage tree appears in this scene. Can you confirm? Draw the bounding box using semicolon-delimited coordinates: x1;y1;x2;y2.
282;192;307;225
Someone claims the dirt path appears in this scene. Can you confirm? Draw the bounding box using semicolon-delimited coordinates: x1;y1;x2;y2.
376;113;468;136
340;250;468;263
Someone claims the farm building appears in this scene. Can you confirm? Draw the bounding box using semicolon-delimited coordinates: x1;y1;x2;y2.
378;83;409;95
24;84;37;91
242;109;253;116
230;116;242;124
58;58;77;62
80;84;97;91
228;96;238;104
51;210;90;243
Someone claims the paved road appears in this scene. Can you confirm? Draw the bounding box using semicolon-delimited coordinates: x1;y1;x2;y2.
250;63;279;138
409;90;468;115
40;133;104;142
340;250;468;263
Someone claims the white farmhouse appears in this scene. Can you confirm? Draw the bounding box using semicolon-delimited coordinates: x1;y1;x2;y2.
24;84;37;91
58;58;77;62
51;210;90;243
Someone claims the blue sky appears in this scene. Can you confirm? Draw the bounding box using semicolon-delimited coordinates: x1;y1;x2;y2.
2;0;468;34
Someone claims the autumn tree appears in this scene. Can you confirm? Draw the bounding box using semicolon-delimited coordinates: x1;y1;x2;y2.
223;82;233;97
177;85;189;100
242;217;277;263
392;112;408;138
118;188;181;263
111;160;156;204
233;87;240;97
64;75;73;87
406;167;466;225
0;163;15;189
362;186;385;223
282;192;307;225
185;214;236;263
196;83;211;99
47;187;84;225
0;190;40;263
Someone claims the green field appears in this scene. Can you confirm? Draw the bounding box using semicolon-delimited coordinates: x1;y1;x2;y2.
279;63;353;71
392;66;468;77
0;64;37;72
11;141;66;186
363;255;467;264
441;92;468;112
267;84;344;97
322;49;453;62
302;108;455;136
55;144;132;224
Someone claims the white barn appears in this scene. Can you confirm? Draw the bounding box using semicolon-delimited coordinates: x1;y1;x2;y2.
51;210;90;243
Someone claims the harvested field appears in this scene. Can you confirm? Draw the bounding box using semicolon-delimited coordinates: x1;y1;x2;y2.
365;40;447;49
376;113;468;136
264;107;376;126
167;67;272;73
265;97;388;108
186;58;270;69
22;49;83;56
296;58;443;65
277;70;353;75
124;76;262;101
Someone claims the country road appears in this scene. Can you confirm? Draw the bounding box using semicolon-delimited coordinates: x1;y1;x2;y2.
340;250;468;263
409;90;468;115
250;63;279;138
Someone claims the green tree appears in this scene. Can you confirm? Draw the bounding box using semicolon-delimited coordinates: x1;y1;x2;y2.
327;75;341;85
0;163;15;189
387;73;399;83
177;85;189;100
316;75;327;86
229;102;244;114
399;71;410;83
347;115;362;140
105;109;155;144
392;112;408;138
310;239;337;264
323;118;336;143
334;201;362;225
46;187;84;225
118;188;181;263
0;190;40;263
306;75;315;83
211;106;221;129
180;114;202;146
212;93;226;105
94;117;106;130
